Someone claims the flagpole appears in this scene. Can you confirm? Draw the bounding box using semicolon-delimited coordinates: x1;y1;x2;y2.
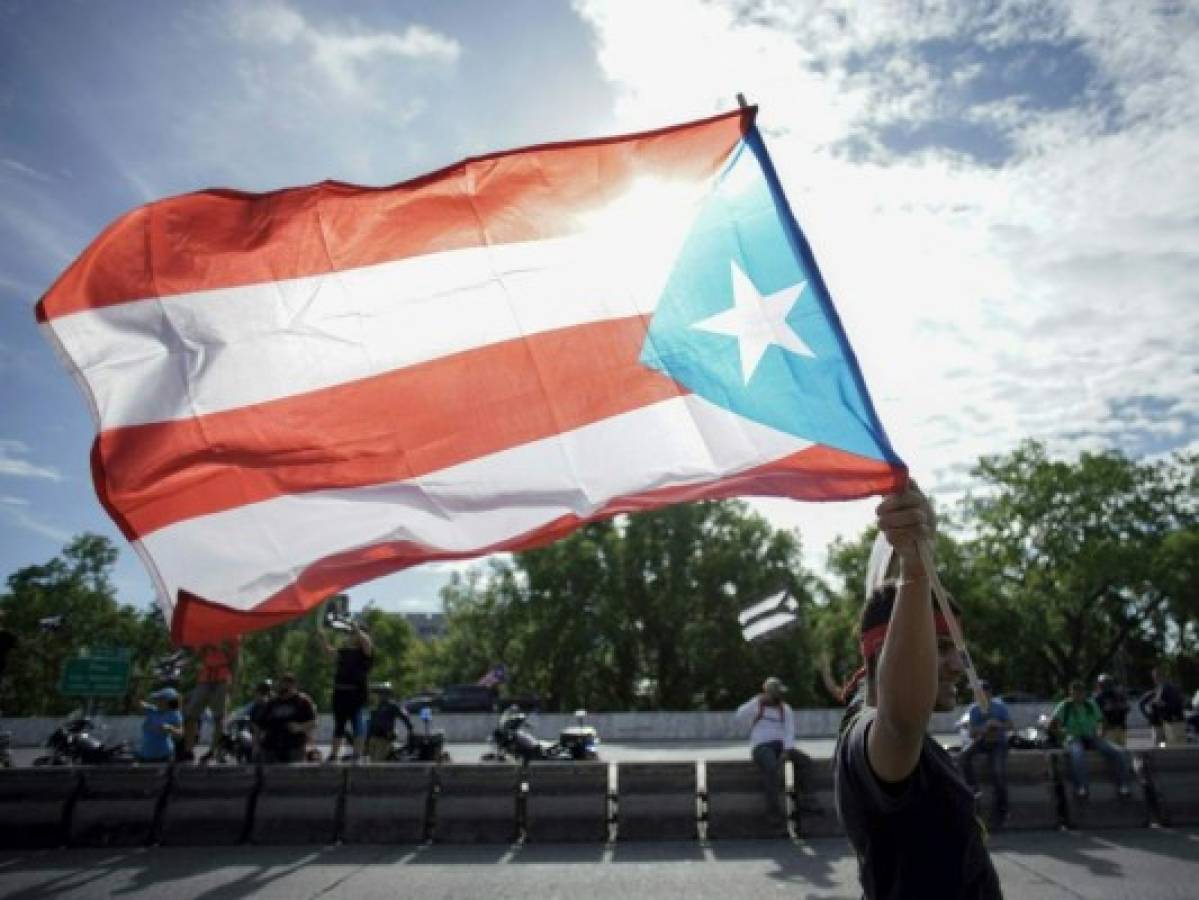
916;537;988;712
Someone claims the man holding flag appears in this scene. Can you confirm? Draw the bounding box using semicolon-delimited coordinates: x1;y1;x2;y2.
36;103;996;895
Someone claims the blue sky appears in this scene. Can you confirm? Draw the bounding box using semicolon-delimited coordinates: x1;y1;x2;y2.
2;0;1197;615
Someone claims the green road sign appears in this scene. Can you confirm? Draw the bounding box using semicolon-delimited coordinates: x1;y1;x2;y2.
60;655;132;697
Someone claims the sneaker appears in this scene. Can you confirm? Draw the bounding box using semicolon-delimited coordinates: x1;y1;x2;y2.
1118;784;1131;798
1075;786;1089;800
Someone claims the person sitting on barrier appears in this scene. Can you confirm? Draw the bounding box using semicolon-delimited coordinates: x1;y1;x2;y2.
366;682;413;762
180;636;240;763
734;676;810;826
317;617;374;764
234;679;274;761
1093;673;1130;747
254;672;317;764
956;680;1013;830
1138;666;1186;747
137;687;183;763
1050;681;1131;800
834;484;1003;900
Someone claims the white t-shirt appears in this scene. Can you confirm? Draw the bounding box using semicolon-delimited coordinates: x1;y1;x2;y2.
735;696;795;750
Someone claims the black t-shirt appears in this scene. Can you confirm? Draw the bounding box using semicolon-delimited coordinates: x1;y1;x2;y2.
254;692;316;752
835;705;1003;900
334;646;373;690
368;699;412;739
0;630;15;679
1093;687;1129;727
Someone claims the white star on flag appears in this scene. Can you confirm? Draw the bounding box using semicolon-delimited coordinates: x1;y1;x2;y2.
691;260;814;383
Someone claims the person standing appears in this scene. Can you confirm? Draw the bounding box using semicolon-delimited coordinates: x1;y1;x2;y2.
254;673;317;764
735;676;801;827
181;636;240;763
137;687;183;763
317;618;374;763
1138;666;1186;747
1050;681;1131;799
957;680;1013;829
1093;674;1130;747
834;484;1002;899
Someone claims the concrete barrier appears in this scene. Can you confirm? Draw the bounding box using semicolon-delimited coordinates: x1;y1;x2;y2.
69;765;169;847
1140;746;1199;827
0;704;1149;746
251;765;344;845
524;762;610;843
1053;751;1149;829
158;765;258;846
433;764;519;843
342;764;433;844
964;751;1060;831
792;755;842;837
615;762;697;841
0;767;79;848
704;760;786;839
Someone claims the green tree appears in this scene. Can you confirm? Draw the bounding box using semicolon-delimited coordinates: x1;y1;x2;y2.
429;501;819;711
962;441;1197;694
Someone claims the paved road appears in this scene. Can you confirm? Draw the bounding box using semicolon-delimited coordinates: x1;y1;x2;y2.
1;828;1195;899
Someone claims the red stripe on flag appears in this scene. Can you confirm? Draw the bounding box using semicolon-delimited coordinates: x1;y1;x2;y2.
171;444;906;645
95;315;684;539
37;109;752;322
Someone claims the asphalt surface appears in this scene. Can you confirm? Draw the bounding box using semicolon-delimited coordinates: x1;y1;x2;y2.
0;828;1196;899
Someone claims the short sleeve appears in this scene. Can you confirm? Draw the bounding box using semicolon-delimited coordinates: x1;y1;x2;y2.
837;707;915;815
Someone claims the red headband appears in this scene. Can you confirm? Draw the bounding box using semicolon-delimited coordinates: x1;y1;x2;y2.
860;612;953;660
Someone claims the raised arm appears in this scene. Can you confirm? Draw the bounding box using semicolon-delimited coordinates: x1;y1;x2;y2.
867;485;938;783
352;620;373;657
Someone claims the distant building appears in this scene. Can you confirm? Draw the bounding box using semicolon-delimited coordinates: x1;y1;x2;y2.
404;612;447;641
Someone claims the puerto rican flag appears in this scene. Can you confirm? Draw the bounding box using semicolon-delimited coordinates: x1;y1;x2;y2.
37;107;905;645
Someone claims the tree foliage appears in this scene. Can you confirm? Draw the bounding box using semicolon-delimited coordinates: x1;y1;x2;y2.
1;442;1194;715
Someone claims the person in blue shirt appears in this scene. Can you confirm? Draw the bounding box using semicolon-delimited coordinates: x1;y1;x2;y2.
138;687;184;763
957;680;1014;829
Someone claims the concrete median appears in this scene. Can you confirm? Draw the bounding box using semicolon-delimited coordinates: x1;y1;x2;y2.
0;767;79;848
1053;751;1149;829
158;764;258;846
433;764;519;843
1140;746;1199;827
251;765;345;845
524;762;610;843
703;760;786;840
616;762;698;841
69;765;169;847
342;764;434;844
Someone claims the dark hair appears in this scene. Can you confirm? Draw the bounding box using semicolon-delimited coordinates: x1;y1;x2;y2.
837;580;962;733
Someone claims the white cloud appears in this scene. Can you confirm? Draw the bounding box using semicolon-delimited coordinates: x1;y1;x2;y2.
232;1;460;99
0;440;62;481
575;0;1199;568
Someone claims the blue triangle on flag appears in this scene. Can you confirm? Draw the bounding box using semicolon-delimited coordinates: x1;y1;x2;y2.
639;129;899;465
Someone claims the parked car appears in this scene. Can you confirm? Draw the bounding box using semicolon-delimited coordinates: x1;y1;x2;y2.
402;693;440;714
437;684;500;713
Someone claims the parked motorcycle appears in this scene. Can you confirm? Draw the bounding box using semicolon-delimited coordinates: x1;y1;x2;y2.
387;706;451;763
482;706;600;763
214;714;256;764
34;713;133;766
1008;714;1062;751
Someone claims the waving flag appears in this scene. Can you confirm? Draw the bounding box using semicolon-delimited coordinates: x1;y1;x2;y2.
738;590;801;643
37;107;904;645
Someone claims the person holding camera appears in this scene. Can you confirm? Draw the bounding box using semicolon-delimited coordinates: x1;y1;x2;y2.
735;675;803;827
253;673;317;764
317;613;374;764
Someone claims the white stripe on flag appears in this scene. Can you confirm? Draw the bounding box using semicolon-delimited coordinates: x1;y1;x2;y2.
741;612;799;642
737;590;789;625
141;393;813;613
49;226;693;430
